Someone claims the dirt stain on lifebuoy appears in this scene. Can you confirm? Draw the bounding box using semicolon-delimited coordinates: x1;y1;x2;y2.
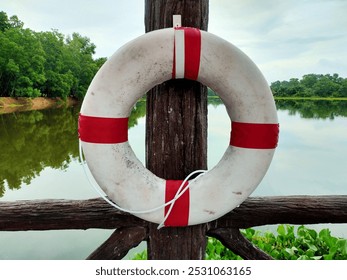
203;209;216;215
125;159;135;169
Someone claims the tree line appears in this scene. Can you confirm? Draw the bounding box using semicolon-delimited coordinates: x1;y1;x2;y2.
0;11;106;99
270;74;347;98
2;11;346;100
207;74;347;98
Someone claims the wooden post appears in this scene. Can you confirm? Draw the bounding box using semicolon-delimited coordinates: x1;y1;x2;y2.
145;0;209;259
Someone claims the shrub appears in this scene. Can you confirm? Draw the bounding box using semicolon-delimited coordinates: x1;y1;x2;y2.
206;225;347;260
133;225;347;260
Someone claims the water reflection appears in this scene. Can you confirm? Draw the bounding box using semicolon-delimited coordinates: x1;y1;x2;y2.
0;101;147;197
0;99;346;197
0;107;80;196
275;99;347;119
209;97;347;119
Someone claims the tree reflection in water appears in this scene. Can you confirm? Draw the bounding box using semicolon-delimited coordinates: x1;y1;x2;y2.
1;99;345;196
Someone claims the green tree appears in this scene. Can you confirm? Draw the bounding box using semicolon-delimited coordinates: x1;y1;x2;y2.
0;27;46;97
287;78;304;96
270;80;283;97
270;73;346;98
38;30;74;98
0;11;10;31
64;32;104;99
8;15;24;29
0;11;106;99
338;79;347;97
312;75;340;97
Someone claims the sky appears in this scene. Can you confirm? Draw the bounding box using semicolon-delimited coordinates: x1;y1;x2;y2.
2;0;347;83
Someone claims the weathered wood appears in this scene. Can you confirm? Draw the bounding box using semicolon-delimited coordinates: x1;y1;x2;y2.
145;0;209;32
145;0;209;259
1;196;346;231
87;226;147;260
145;80;208;178
208;228;273;260
211;195;347;229
0;198;146;231
148;223;208;260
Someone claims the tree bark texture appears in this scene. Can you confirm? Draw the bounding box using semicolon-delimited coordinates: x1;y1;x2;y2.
145;0;209;259
145;0;209;32
2;196;347;259
211;195;347;229
87;227;147;260
1;196;346;231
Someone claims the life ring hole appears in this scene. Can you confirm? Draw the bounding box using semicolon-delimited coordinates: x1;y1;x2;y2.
207;96;230;169
128;99;146;164
128;95;231;171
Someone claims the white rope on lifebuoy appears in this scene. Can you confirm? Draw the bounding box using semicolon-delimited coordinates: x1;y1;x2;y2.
78;27;279;227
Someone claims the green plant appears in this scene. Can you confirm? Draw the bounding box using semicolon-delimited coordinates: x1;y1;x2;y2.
132;225;347;260
208;225;347;260
132;250;147;260
205;237;241;260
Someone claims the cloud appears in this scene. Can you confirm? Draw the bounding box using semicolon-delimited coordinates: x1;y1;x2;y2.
2;0;347;81
3;0;145;58
209;0;347;81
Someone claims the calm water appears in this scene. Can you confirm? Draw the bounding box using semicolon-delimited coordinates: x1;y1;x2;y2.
0;99;346;259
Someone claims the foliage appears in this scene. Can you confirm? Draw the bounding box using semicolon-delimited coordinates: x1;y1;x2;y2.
0;11;106;99
271;74;347;98
132;250;148;260
132;225;347;260
208;73;347;99
128;100;146;128
206;225;347;260
205;236;242;260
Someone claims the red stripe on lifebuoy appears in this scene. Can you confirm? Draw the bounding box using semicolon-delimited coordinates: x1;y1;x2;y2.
183;28;201;80
230;122;279;149
78;114;128;144
172;27;201;80
165;180;190;227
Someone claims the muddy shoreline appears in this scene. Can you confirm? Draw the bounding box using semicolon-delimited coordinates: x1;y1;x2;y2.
0;97;79;114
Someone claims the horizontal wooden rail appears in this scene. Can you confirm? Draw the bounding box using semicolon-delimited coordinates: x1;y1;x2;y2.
0;196;346;231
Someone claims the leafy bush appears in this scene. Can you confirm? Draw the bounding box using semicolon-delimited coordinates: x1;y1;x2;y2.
0;11;106;99
205;236;242;260
133;225;347;260
132;250;147;260
206;225;347;260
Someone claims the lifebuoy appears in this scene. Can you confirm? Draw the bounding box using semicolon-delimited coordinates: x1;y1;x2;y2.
79;27;279;227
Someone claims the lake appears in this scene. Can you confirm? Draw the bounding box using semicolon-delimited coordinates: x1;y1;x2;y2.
0;99;346;259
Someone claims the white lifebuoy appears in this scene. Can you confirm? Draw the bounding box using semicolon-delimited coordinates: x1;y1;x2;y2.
79;27;279;227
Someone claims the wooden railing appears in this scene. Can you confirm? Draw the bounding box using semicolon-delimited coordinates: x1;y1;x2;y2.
1;195;346;259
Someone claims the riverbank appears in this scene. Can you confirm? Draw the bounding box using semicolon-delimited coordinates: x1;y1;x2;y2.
208;95;347;101
274;96;347;101
0;97;78;114
2;96;346;115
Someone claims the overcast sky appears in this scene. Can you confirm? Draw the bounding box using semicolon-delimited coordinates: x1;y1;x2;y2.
2;0;347;83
